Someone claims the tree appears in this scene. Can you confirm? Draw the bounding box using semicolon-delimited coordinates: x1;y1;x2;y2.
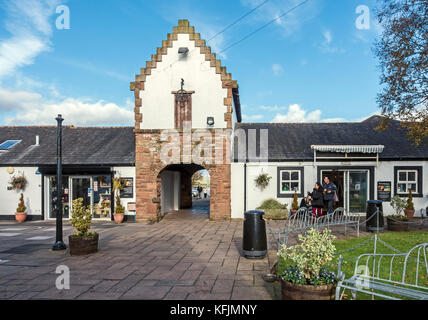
374;0;428;145
192;171;203;185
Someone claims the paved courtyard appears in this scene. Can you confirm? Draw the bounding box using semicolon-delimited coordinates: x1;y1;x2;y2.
0;201;280;300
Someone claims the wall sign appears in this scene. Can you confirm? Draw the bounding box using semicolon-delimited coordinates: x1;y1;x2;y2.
377;181;392;202
120;178;134;198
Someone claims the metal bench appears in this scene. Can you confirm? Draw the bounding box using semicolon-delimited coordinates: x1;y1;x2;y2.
335;242;428;300
269;207;360;246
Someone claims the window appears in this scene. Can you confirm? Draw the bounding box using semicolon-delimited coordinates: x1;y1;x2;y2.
396;170;417;194
277;167;304;198
0;140;21;150
394;166;423;197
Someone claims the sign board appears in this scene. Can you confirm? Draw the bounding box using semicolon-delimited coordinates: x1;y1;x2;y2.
127;202;136;211
120;178;134;198
377;181;392;202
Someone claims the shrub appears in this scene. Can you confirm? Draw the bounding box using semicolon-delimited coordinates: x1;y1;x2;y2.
115;194;125;214
16;193;26;213
257;199;287;210
292;190;299;211
406;189;415;210
278;228;336;281
70;198;93;236
390;195;406;215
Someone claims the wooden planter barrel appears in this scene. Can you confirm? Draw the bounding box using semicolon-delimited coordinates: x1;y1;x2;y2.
69;233;99;256
386;217;409;232
281;279;336;300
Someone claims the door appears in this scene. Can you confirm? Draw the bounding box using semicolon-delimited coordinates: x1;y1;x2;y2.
71;177;92;215
321;170;344;211
347;171;369;214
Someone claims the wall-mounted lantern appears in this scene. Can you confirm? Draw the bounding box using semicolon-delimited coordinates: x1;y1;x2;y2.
207;117;215;126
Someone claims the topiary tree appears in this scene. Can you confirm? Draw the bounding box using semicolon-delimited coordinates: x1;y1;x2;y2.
115;194;125;214
16;193;26;213
406;189;415;210
70;198;92;236
292;190;299;211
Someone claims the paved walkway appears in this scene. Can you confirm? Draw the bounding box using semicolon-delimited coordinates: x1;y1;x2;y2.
0;203;280;300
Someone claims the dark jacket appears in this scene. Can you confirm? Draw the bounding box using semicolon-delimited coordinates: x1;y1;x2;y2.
322;182;337;201
309;188;324;208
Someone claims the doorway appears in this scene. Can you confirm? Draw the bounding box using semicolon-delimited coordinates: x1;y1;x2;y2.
321;169;370;214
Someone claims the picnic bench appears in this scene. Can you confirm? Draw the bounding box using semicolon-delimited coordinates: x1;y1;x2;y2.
335;242;428;300
269;207;360;246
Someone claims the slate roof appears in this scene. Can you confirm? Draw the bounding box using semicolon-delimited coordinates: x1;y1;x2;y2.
235;115;428;161
0;126;135;166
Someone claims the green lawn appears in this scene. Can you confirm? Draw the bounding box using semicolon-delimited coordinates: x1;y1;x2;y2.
278;231;428;300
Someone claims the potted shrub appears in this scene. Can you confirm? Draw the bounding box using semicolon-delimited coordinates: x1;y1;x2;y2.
387;196;409;231
9;173;27;191
15;193;27;223
69;198;98;256
255;173;272;190
278;228;337;300
257;199;288;220
114;194;125;224
290;190;299;214
404;189;415;219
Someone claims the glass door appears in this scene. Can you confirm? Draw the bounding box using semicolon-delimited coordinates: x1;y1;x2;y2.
48;176;70;219
71;177;92;215
347;171;369;214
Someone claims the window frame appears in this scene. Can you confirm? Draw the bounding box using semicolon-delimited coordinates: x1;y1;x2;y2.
394;166;423;198
0;140;21;150
277;167;304;198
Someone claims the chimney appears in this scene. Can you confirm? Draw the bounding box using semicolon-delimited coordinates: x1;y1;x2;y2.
35;135;40;146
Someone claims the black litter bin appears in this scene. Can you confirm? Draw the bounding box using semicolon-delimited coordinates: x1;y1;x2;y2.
366;200;384;232
242;210;267;259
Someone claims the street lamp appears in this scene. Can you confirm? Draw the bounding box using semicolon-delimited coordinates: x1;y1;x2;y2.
52;114;67;251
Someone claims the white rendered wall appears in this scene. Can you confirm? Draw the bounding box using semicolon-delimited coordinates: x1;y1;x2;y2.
230;161;428;219
0;167;42;217
139;33;228;129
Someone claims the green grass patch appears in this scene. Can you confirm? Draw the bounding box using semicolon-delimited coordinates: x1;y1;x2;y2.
277;231;428;300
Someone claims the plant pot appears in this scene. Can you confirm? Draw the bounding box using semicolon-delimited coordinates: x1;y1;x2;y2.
386;216;409;232
404;209;415;219
114;213;124;224
263;209;289;220
69;233;99;256
15;212;27;223
281;279;336;300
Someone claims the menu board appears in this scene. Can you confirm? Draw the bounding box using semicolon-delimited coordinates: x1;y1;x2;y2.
377;181;391;202
120;178;134;198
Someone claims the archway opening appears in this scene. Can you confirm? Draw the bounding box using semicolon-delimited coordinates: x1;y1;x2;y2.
191;169;210;215
157;163;210;219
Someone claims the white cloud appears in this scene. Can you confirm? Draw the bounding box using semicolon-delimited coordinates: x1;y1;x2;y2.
269;104;346;123
242;114;264;121
0;0;61;81
319;29;345;54
272;63;284;76
1;87;133;126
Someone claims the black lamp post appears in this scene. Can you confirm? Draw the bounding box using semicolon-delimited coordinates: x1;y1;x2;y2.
52;114;67;251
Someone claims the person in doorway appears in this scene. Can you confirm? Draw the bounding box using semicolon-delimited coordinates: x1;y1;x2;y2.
308;182;324;221
322;176;337;214
197;185;203;199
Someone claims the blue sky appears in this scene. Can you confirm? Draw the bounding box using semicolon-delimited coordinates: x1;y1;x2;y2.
0;0;382;126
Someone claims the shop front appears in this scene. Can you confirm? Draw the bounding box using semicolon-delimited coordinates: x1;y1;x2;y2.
318;166;374;214
41;167;114;221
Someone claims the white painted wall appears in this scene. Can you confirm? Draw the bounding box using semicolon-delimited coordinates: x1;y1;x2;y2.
231;161;428;219
139;33;228;129
161;170;181;214
0;167;42;217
